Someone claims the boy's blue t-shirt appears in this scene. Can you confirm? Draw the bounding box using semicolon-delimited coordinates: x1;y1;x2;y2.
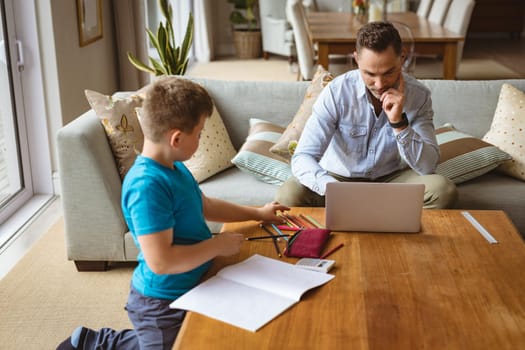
121;155;212;300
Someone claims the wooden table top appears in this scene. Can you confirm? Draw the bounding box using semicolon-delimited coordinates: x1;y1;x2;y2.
308;11;463;43
173;209;525;349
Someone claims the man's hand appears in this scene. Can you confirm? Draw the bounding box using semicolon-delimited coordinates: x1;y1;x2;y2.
381;73;406;127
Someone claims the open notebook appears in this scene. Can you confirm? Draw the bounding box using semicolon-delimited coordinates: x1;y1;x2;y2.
325;182;424;233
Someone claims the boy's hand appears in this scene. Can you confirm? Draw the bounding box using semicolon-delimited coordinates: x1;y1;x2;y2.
213;232;244;256
258;201;290;224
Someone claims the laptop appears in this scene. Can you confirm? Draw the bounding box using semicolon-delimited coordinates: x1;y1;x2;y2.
325;182;425;233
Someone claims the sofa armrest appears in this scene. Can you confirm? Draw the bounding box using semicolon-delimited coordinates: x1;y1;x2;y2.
57;110;130;262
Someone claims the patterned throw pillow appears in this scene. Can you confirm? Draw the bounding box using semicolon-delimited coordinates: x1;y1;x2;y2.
183;106;237;183
231;118;292;185
85;89;144;180
269;65;334;161
435;125;511;184
483;83;525;181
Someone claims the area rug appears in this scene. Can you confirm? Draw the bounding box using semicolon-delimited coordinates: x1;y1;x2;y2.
188;57;522;82
0;218;134;350
415;58;522;80
187;57;298;81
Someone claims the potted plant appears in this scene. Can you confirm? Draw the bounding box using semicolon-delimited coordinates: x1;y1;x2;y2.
228;0;262;59
127;0;193;76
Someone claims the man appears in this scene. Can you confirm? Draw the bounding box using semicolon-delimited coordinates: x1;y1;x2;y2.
275;21;457;208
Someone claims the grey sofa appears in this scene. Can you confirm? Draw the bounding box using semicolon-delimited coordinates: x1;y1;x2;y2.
57;78;525;271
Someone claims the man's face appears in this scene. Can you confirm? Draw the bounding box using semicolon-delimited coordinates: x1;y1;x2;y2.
354;46;403;100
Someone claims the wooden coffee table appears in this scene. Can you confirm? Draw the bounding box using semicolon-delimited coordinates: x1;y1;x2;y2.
173;209;525;349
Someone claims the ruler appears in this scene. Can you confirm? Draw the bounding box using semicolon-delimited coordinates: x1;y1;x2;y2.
461;211;498;244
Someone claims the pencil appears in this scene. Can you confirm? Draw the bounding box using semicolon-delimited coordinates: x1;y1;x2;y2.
276;225;302;231
246;234;292;241
305;214;325;229
260;224;282;257
271;224;288;241
320;243;344;259
299;214;318;228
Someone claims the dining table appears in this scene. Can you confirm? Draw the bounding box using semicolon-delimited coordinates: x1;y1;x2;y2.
307;11;464;79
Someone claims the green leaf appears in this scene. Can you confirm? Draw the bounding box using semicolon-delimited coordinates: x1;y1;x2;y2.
149;57;167;76
127;52;155;74
129;0;194;76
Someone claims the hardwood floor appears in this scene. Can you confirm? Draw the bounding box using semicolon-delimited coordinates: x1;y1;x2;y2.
463;37;525;77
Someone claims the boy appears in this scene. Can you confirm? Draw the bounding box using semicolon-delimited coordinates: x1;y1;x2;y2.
58;77;288;349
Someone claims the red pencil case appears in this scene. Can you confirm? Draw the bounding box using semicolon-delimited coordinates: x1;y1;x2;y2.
284;228;331;258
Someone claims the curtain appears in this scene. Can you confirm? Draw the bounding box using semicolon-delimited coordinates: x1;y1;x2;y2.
112;0;150;91
193;0;213;62
112;0;214;91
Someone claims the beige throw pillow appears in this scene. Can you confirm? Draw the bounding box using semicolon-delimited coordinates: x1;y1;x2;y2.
231;118;292;185
483;84;525;181
183;106;237;183
269;65;334;161
435;125;511;184
85;89;144;180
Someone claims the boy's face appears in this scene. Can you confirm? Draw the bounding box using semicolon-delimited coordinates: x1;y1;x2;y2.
178;114;207;161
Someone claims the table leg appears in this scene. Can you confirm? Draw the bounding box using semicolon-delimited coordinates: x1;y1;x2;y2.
317;43;330;70
442;42;458;80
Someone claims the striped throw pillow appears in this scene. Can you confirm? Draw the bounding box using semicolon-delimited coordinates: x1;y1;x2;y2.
231;118;292;185
435;125;511;184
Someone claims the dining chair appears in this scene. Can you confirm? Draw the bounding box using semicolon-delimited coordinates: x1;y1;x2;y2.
416;0;434;18
390;21;416;75
442;0;476;71
415;0;475;79
286;0;352;80
427;0;452;24
286;0;316;80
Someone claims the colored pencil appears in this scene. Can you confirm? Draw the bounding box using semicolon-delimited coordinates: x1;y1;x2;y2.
271;224;288;241
299;214;319;228
320;243;344;259
305;214;325;229
246;234;292;241
276;225;302;231
260;224;282;257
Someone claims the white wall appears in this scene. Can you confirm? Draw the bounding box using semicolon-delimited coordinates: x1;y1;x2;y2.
37;0;119;174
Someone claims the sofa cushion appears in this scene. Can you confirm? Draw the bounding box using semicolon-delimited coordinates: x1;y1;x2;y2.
270;66;333;161
85;89;144;180
87;89;236;183
183;106;237;182
483;83;525;182
231;118;291;185
435;125;511;184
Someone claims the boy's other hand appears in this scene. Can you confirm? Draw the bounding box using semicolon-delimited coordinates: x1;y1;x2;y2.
259;201;290;224
214;232;244;256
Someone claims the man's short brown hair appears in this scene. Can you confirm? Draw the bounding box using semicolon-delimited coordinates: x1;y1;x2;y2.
356;21;402;56
141;77;213;142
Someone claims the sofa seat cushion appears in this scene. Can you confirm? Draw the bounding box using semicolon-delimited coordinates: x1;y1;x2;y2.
455;172;525;238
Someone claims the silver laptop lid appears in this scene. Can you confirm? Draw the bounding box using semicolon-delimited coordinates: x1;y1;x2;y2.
325;182;424;233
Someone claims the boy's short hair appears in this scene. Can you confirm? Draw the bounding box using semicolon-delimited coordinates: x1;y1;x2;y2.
141;77;213;142
356;21;402;56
